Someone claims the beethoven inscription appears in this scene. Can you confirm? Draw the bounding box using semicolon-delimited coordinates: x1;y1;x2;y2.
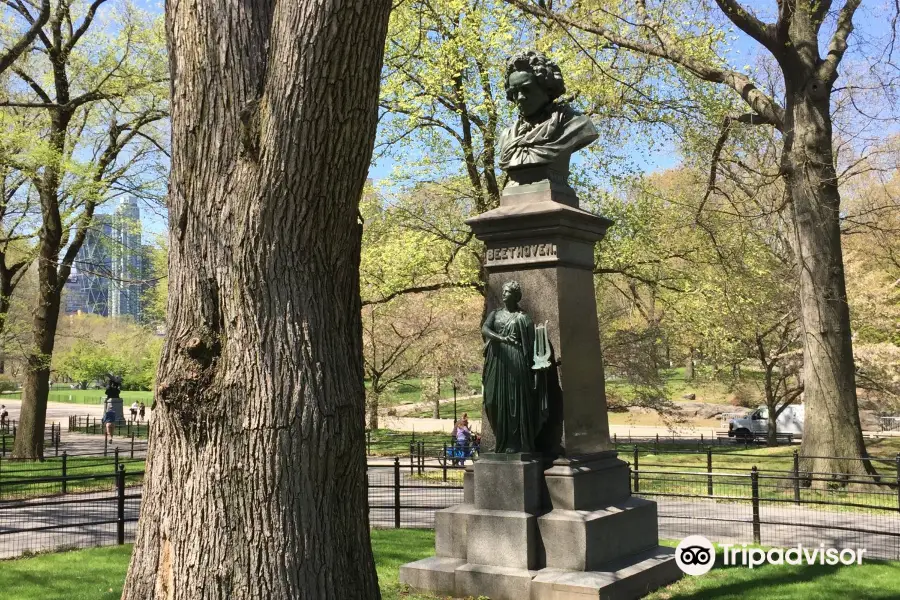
486;243;558;263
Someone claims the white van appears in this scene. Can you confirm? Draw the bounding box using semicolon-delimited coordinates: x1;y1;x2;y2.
728;404;804;439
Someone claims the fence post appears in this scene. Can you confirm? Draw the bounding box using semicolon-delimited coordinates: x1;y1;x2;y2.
751;466;760;544
116;464;126;545
1;434;5;457
895;454;900;513
707;448;713;497
130;433;135;459
104;433;108;457
632;447;640;493
655;433;659;454
61;451;68;495
442;445;448;482
613;433;617;448
419;441;425;475
793;450;801;505
393;457;401;529
115;447;120;472
409;442;414;476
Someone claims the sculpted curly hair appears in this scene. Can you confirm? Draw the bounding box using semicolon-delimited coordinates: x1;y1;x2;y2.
505;51;566;102
502;280;523;303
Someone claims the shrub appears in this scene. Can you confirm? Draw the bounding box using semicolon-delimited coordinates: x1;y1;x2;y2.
727;384;757;408
0;375;18;393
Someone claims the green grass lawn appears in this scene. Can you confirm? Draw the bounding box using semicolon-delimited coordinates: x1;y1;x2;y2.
2;532;897;600
366;429;453;457
375;373;482;409
0;456;145;500
0;389;154;406
406;368;770;420
408;397;483;419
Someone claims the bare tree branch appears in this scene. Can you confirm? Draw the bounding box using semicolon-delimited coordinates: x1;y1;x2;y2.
504;0;786;130
0;0;50;75
819;0;863;84
362;281;483;307
713;0;777;53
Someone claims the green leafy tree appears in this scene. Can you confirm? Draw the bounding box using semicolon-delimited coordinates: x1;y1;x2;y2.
507;0;894;479
141;234;168;326
56;339;126;388
2;0;168;458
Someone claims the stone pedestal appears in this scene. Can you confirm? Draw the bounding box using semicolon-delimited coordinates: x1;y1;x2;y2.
104;398;124;423
466;183;614;456
398;182;680;599
400;454;681;600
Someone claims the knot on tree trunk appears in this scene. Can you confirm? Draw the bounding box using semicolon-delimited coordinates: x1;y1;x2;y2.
239;97;262;161
156;332;223;424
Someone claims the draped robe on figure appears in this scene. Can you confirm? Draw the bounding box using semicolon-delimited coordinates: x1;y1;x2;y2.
482;308;549;453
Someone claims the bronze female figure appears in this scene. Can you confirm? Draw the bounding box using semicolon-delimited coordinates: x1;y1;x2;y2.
481;281;548;453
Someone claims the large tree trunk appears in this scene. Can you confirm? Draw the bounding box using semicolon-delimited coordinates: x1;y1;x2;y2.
367;389;380;431
13;194;64;459
123;1;391;599
684;351;695;380
433;377;441;419
784;67;870;481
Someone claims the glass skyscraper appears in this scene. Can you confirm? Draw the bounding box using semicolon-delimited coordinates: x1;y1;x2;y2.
65;197;151;321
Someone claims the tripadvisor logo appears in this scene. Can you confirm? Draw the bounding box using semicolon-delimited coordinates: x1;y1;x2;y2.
720;543;867;568
675;535;715;576
675;536;867;576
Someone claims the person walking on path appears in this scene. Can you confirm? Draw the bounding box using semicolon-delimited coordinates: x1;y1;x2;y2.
102;407;117;439
0;404;7;431
139;402;146;422
130;401;139;422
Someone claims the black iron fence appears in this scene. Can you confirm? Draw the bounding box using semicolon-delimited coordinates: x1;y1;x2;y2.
635;462;900;560
0;448;146;501
68;415;150;438
1;423;62;457
610;431;797;449
880;417;900;432
2;452;899;561
0;465;143;558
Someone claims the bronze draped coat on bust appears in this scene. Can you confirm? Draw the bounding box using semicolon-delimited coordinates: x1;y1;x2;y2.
498;103;598;172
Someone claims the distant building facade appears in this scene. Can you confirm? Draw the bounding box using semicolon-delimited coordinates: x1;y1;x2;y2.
65;197;154;321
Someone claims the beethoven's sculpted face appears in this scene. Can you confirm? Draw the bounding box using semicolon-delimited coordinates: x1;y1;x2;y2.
507;71;550;118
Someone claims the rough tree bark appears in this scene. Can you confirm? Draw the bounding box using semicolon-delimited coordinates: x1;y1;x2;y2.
779;5;871;480
123;1;391;599
13;105;74;459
